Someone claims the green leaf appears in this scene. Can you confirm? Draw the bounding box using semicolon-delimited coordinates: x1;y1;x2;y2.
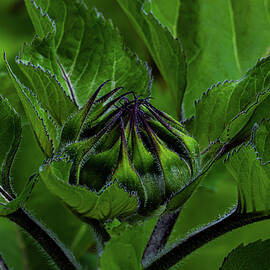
0;95;21;195
0;1;33;58
166;174;202;212
225;120;270;213
5;57;59;157
220;239;270;270
0;174;37;216
117;0;186;117
0;69;25;122
228;0;270;73
100;218;157;270
70;223;95;259
24;0;55;39
143;0;180;38
250;120;270;163
21;0;151;107
17;60;77;125
39;159;139;221
188;56;270;152
179;0;270;117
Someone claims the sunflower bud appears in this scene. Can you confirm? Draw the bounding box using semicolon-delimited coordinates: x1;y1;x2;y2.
40;83;201;221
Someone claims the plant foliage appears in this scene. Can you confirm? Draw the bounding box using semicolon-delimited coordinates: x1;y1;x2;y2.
1;0;270;269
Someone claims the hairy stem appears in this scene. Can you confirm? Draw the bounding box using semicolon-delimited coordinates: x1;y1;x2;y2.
7;208;80;270
83;218;111;254
144;207;270;270
142;210;180;264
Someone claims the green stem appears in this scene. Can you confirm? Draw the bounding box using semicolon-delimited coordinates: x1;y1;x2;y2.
143;207;270;270
7;208;81;270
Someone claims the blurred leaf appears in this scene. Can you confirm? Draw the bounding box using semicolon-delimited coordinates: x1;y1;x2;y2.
21;0;151;107
150;80;177;118
187;56;270;151
179;0;270;118
0;0;18;10
220;239;270;270
5;58;59;157
39;159;139;221
0;0;33;57
117;0;186;118
225;120;270;213
100;218;156;270
0;219;28;270
70;223;95;259
0;95;21;195
229;0;270;73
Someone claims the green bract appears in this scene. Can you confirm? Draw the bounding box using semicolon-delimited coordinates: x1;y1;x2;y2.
39;82;201;221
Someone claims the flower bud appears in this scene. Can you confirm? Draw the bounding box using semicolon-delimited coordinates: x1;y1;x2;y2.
40;83;201;221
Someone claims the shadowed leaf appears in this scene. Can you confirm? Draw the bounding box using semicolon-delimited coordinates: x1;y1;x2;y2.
220;239;270;270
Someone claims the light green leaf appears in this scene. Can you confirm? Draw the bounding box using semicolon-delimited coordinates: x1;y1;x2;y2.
24;0;55;39
225;120;270;213
144;0;180;38
117;0;186;118
188;56;270;152
21;0;151;107
0;95;21;195
39;159;139;221
179;0;270;117
100;218;156;270
17;60;77;125
5;57;59;157
0;174;37;216
229;0;270;73
220;239;270;270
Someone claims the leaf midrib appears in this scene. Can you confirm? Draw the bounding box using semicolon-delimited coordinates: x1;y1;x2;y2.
228;0;242;74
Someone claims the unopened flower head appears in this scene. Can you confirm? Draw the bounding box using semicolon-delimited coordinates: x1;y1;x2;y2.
59;82;201;219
